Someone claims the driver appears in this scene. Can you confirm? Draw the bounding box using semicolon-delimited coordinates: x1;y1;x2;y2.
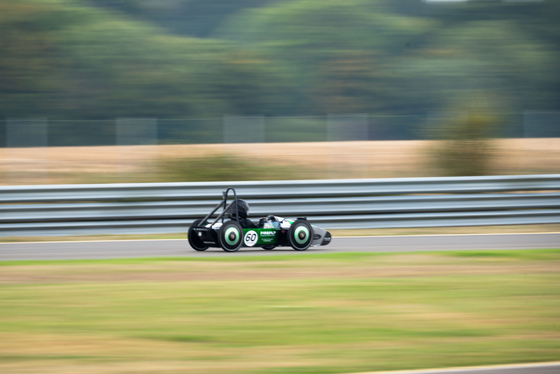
229;199;259;228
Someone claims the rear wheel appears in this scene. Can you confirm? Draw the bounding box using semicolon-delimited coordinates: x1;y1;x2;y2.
188;219;208;251
218;221;243;252
288;219;312;251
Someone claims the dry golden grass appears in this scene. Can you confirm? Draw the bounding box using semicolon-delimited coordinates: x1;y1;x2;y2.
1;139;559;185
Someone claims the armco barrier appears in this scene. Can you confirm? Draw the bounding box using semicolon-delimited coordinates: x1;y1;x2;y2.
1;175;560;236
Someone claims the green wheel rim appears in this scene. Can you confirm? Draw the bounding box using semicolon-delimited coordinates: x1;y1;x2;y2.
294;226;309;245
224;227;239;246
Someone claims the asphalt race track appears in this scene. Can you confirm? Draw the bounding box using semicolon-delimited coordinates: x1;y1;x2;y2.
0;233;558;261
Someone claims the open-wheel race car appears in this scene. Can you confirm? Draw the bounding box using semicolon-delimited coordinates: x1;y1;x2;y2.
188;188;331;252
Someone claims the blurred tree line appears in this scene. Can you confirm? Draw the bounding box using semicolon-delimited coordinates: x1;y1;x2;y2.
1;0;559;141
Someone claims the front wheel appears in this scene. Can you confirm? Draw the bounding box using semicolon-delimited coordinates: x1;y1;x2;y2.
188;219;208;251
288;219;312;251
218;221;243;252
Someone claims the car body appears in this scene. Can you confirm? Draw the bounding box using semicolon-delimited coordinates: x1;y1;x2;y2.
188;188;331;252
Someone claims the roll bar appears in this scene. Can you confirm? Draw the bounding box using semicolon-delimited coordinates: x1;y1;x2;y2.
196;188;239;227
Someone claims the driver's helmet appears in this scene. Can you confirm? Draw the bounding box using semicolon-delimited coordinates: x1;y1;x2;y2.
230;199;249;220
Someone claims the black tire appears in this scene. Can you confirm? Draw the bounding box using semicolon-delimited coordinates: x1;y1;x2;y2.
188;219;209;251
262;245;276;250
288;219;312;251
218;220;243;252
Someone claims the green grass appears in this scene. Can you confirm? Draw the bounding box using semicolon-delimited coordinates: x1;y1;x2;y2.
1;250;559;374
0;252;384;267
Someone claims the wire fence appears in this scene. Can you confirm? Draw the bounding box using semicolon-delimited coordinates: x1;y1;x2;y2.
2;112;560;148
1;112;559;186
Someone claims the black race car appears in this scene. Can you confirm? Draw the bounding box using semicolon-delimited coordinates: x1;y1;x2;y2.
188;188;331;252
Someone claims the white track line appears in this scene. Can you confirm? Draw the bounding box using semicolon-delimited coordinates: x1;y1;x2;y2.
350;361;560;374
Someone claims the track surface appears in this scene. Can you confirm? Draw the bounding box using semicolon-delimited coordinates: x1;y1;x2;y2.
1;233;558;261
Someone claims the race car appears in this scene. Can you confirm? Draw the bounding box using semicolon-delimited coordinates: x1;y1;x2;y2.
188;188;331;252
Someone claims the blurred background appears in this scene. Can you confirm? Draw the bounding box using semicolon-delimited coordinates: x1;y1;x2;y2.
1;5;559;373
1;0;559;184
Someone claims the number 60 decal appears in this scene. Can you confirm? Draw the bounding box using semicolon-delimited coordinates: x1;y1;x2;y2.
244;230;258;247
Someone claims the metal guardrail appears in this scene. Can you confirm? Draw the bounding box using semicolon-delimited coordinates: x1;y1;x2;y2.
1;175;560;236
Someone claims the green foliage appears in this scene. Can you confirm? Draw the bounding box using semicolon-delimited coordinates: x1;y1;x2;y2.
0;0;559;140
82;0;283;37
429;106;502;176
0;2;61;117
0;0;280;122
219;0;435;114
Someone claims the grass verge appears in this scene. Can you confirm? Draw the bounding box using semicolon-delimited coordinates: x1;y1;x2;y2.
1;250;559;374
